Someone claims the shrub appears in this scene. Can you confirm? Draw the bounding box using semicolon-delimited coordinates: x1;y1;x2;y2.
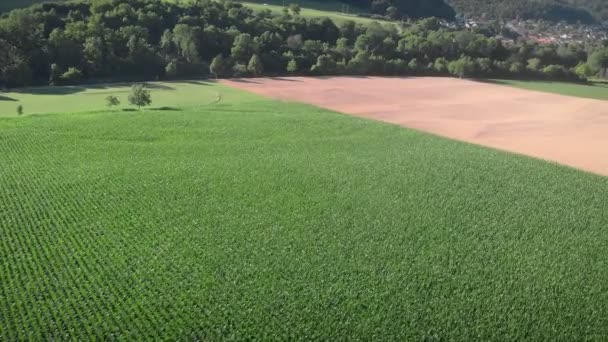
408;58;419;72
588;48;608;78
210;54;225;79
128;84;152;109
542;64;565;78
247;54;264;77
166;60;209;79
310;55;337;75
286;59;298;74
509;61;525;75
527;58;543;73
60;67;84;84
347;51;371;74
232;64;248;77
476;58;493;76
165;61;178;79
288;3;301;15
105;95;120;108
386;59;408;75
17;105;23;116
49;63;62;85
574;62;593;78
434;57;449;74
448;56;476;78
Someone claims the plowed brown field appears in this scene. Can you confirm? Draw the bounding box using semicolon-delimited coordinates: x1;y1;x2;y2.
223;76;608;176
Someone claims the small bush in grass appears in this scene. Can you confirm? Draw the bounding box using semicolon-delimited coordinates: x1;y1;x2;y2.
128;84;152;110
17;105;23;115
106;95;120;108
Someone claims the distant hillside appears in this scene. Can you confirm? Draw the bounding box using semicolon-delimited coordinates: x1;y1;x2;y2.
0;0;453;19
570;0;608;21
447;0;607;23
246;0;606;22
2;0;605;23
247;0;606;23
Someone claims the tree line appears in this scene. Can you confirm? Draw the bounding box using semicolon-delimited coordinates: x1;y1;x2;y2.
1;0;607;89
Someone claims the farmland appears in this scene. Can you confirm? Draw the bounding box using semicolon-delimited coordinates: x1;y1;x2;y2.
3;78;605;118
225;76;608;176
488;79;608;100
1;81;608;340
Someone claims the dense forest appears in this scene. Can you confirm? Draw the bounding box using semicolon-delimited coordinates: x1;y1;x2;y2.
1;0;607;89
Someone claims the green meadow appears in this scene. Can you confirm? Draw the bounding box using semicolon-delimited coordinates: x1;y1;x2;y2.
241;0;362;13
489;79;608;100
0;81;235;117
238;0;383;24
1;81;607;340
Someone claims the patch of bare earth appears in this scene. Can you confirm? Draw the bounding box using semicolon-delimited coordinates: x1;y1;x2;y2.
222;77;608;176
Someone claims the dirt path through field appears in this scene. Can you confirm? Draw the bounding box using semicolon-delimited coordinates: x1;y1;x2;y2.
222;77;608;176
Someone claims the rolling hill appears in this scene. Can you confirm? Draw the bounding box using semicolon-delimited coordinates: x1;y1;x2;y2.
2;0;606;23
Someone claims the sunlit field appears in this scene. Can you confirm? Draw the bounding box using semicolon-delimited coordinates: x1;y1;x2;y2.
1;82;607;340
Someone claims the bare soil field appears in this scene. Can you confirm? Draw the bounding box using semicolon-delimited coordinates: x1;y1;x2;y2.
223;76;608;176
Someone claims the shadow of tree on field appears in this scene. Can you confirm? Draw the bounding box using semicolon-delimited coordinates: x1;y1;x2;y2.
229;78;262;84
268;77;303;82
10;82;177;96
151;107;182;111
473;78;597;87
136;83;175;90
12;86;86;95
120;107;183;112
178;80;213;86
82;82;176;91
0;94;18;101
316;75;372;80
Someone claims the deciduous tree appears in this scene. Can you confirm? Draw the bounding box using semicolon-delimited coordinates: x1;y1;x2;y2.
128;84;152;109
588;48;608;78
247;54;264;76
210;54;226;79
287;59;298;74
